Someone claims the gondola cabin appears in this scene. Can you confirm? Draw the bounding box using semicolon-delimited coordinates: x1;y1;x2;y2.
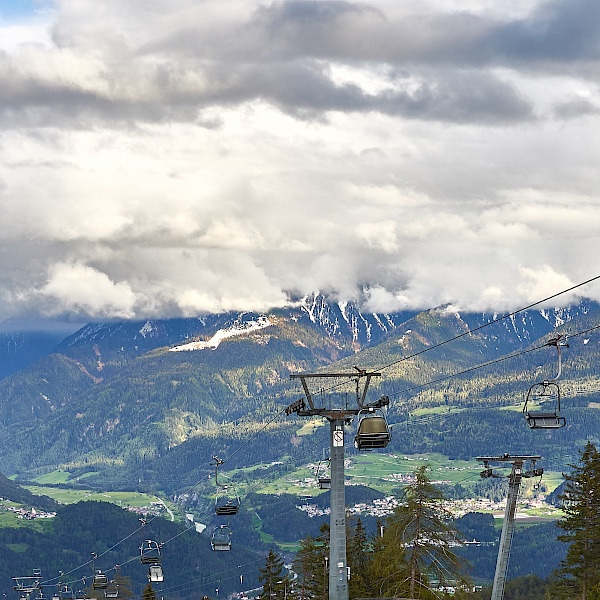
140;540;161;564
523;381;566;429
211;525;232;551
354;408;391;450
148;565;164;583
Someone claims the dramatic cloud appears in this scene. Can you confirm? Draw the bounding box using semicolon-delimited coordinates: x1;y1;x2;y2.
0;0;599;324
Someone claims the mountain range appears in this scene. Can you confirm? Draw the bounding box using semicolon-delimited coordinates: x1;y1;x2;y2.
0;295;598;495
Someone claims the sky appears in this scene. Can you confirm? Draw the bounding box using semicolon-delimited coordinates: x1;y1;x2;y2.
0;0;599;327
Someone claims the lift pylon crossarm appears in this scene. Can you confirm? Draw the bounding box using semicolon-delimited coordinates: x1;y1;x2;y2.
476;454;541;464
13;576;42;594
290;370;381;411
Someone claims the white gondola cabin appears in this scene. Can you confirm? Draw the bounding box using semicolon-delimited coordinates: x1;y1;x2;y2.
148;565;164;583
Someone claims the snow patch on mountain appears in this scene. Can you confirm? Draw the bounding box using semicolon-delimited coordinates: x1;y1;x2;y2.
139;321;155;338
169;316;272;352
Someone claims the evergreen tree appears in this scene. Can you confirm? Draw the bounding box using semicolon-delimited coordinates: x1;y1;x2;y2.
291;523;329;600
346;518;371;599
375;465;470;599
112;574;133;600
368;518;410;598
554;441;600;600
143;583;157;600
259;549;287;600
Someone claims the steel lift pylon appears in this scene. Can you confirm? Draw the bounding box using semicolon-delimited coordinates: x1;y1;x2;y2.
288;369;389;600
477;454;543;600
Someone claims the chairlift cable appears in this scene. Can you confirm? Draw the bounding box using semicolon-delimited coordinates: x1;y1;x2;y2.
40;516;159;587
33;279;600;592
289;275;600;404
383;322;600;403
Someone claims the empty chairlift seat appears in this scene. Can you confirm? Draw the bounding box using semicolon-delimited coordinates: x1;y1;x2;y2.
318;477;331;490
215;490;240;516
59;587;74;600
140;540;161;564
92;572;108;590
523;381;566;429
354;409;391;450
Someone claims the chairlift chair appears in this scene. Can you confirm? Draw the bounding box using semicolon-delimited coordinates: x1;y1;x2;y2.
104;582;119;599
211;525;232;551
523;381;566;429
92;572;108;590
60;586;74;600
140;540;161;564
214;488;240;516
212;456;240;516
316;456;331;489
318;477;331;490
148;565;164;583
354;408;391;450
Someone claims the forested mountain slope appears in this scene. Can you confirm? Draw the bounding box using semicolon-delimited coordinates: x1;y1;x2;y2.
0;299;597;494
0;501;258;598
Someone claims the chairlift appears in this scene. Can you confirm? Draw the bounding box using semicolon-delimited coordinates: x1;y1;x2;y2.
316;456;331;489
211;524;232;551
354;408;391;450
92;571;108;590
212;456;240;516
318;476;331;490
140;540;161;564
59;585;74;600
104;583;119;599
214;487;240;516
523;335;568;429
148;565;164;583
480;468;494;479
523;381;566;429
479;462;502;479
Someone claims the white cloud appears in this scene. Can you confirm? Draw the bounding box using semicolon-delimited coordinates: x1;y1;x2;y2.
0;0;599;323
39;262;137;318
